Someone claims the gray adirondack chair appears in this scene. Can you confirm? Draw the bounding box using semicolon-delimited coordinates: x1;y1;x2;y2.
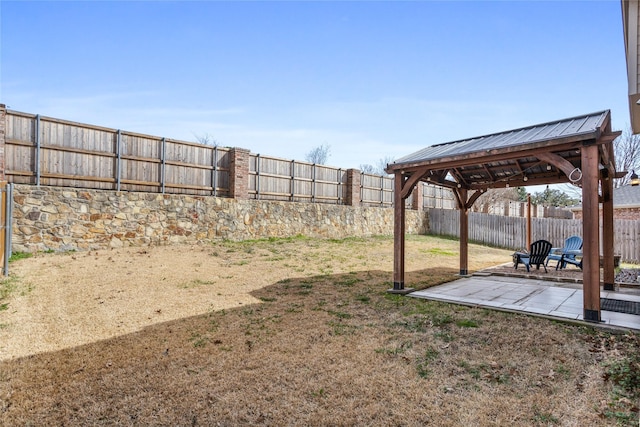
513;240;553;273
545;236;583;269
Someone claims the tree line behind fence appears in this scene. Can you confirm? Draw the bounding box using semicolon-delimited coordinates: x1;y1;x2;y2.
428;208;640;263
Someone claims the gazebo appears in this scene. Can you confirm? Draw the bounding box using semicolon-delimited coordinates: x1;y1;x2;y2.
385;110;622;322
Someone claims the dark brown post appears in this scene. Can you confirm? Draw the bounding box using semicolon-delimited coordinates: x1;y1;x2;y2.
526;194;532;250
229;148;250;199
459;188;469;275
411;183;423;210
581;143;601;322
602;175;615;291
345;169;361;206
0;104;6;181
391;171;407;292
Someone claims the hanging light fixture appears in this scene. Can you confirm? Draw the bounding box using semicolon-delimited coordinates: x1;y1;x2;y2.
631;170;640;186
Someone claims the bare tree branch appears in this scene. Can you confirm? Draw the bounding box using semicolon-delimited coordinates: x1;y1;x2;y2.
305;144;331;164
614;126;640;188
359;156;395;175
193;133;219;147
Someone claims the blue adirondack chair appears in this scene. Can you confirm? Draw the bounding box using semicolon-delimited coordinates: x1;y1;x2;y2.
513;240;553;273
545;236;583;269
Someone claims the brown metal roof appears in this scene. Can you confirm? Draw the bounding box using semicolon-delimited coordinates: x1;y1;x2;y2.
386;110;619;191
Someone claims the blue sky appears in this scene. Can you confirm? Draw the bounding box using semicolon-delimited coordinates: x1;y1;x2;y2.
0;1;630;171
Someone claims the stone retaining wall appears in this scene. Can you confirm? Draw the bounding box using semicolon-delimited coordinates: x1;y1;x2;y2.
11;185;428;253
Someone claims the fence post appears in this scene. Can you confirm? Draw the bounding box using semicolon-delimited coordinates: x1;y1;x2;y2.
160;137;166;194
115;130;121;191
290;160;295;201
411;183;423;210
35;115;41;186
229;148;250;199
0;105;5;181
311;164;316;203
345;168;361;206
212;146;218;197
3;183;11;276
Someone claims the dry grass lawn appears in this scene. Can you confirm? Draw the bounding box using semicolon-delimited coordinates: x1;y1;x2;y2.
0;235;638;426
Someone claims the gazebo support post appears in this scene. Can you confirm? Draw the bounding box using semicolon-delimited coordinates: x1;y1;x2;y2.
389;171;414;294
459;188;469;276
581;143;601;322
602;175;615;291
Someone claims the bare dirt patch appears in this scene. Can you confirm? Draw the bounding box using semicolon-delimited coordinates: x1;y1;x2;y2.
0;235;638;425
0;235;504;361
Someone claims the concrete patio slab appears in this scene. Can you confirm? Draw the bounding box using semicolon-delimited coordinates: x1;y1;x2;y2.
409;275;640;331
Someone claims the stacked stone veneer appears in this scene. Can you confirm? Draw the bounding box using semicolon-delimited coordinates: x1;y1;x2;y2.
12;185;428;252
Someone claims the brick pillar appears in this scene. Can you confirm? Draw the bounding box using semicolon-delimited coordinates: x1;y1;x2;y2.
0;104;6;181
411;183;423;210
345;169;361;206
229;148;250;199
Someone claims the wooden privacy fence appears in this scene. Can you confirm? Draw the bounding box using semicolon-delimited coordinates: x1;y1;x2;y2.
0;108;570;218
361;173;393;207
249;154;346;203
421;184;456;209
357;175;457;209
4;111;231;196
246;162;458;209
428;208;640;263
3;109;458;208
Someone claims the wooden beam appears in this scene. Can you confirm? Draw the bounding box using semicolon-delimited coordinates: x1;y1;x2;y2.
481;164;495;181
452;188;465;210
599;136;619;177
390;171;412;293
465;189;484;210
526;194;532;250
598;131;621;145
459;188;469;276
399;169;428;199
437;180;462;190
427;170;448;184
470;174;570;190
602;176;615;291
513;159;524;173
535;151;583;185
450;168;470;189
581;144;601;322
